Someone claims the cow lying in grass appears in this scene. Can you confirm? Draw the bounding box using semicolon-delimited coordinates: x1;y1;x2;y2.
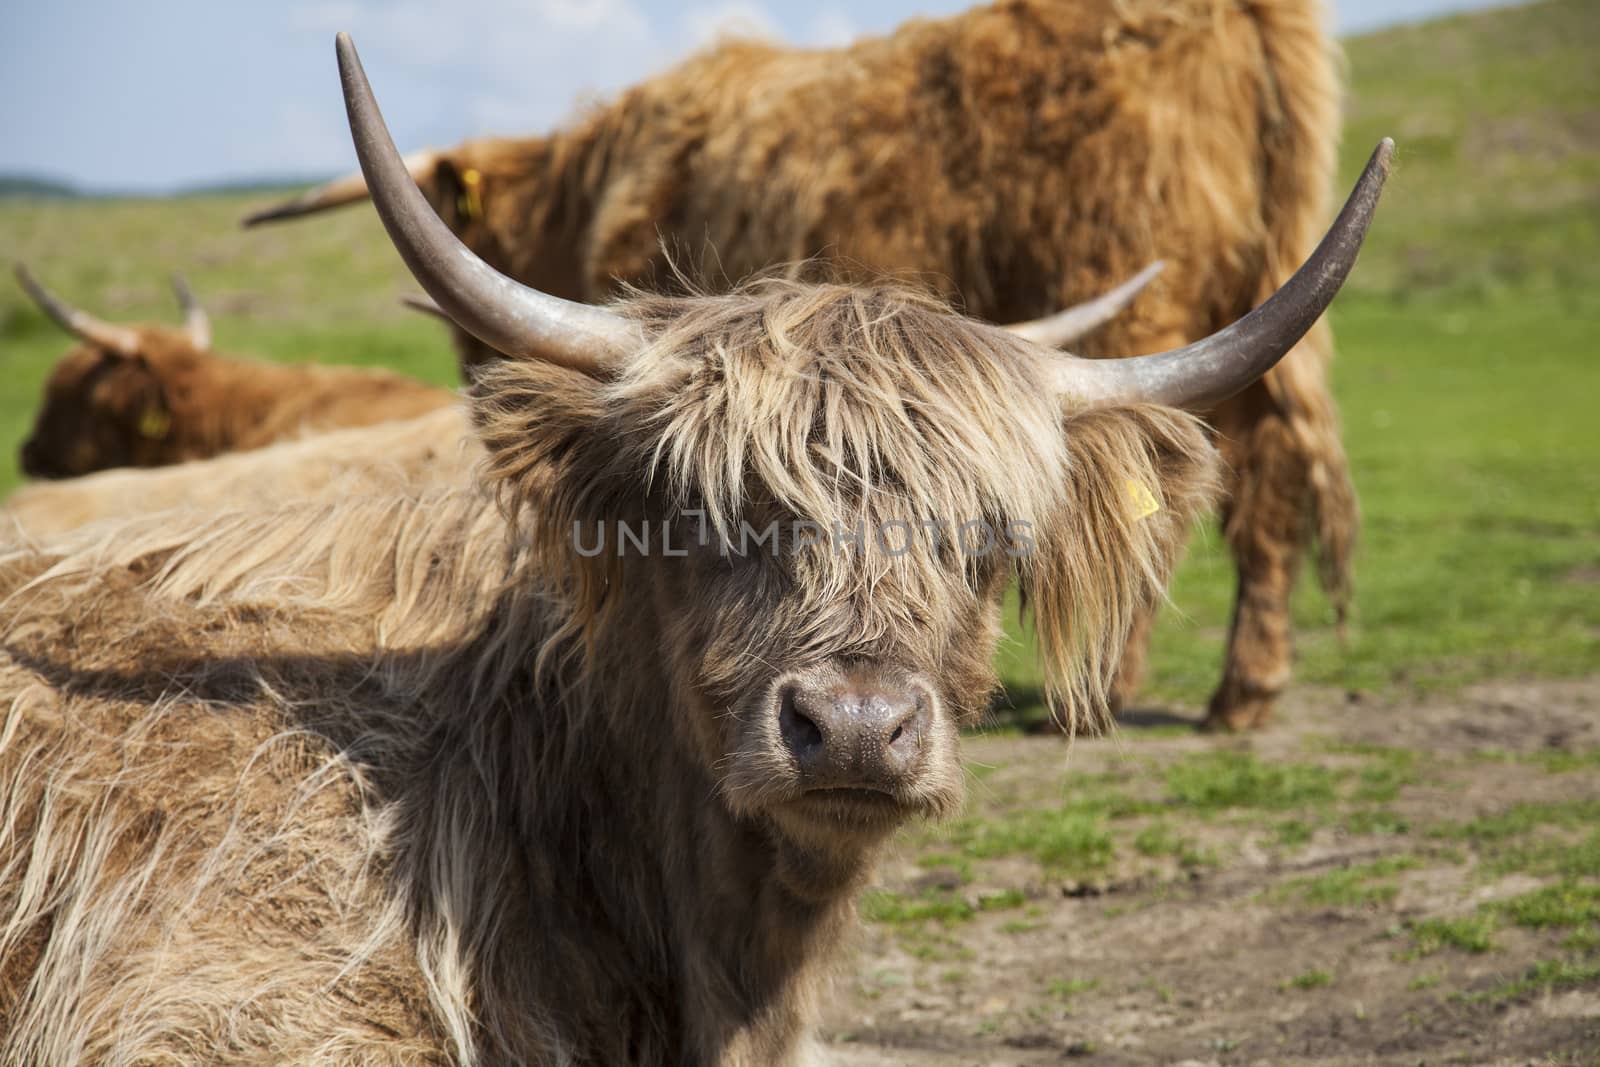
0;36;1391;1064
13;267;453;479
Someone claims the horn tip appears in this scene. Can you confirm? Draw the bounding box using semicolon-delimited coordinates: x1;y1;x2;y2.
241;190;335;228
1374;137;1395;173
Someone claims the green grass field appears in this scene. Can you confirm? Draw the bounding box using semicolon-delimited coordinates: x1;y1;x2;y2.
1;0;1595;714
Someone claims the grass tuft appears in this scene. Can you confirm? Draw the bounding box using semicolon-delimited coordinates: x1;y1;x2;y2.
1165;752;1339;813
1282;969;1335;991
1406;913;1498;956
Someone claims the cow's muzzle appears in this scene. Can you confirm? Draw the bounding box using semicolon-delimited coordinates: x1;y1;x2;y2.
776;668;935;794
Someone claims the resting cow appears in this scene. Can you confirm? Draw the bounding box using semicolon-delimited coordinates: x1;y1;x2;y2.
12;267;453;479
0;35;1391;1065
247;0;1359;731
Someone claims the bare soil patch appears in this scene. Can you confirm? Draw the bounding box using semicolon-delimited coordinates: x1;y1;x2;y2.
824;679;1600;1065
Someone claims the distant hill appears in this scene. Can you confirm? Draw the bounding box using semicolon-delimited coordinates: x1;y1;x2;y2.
0;175;81;199
0;173;321;200
1340;0;1597;301
174;176;328;198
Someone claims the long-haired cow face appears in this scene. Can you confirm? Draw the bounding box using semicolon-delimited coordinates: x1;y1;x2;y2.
473;281;1221;846
20;333;195;479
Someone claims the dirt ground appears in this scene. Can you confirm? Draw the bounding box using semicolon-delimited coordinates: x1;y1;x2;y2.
822;678;1600;1066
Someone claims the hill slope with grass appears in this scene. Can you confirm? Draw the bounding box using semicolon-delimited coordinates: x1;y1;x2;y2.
0;0;1594;710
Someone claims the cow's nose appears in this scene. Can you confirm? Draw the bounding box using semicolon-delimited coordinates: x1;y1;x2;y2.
779;678;933;790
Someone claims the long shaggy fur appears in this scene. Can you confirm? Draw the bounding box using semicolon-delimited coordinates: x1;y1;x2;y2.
1;280;1218;1064
3;406;477;541
301;0;1355;727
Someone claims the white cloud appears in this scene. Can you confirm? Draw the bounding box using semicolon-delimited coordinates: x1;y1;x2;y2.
679;2;858;50
806;8;857;47
681;2;784;47
228;0;869;182
287;0;666;139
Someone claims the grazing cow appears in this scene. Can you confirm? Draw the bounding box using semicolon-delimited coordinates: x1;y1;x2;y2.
0;37;1389;1063
247;0;1358;730
1;406;476;540
13;267;453;479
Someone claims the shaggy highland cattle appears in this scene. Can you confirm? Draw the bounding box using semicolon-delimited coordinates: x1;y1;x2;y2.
248;0;1358;730
13;266;453;479
0;36;1390;1064
1;405;475;540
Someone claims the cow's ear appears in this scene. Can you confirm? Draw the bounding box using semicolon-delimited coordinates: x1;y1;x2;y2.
429;155;487;229
468;355;623;521
1018;404;1223;736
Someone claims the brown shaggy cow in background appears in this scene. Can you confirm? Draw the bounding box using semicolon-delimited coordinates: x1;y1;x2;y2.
0;37;1388;1063
249;0;1358;731
12;266;453;480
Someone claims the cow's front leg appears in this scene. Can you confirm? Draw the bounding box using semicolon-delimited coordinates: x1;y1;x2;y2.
1204;387;1307;732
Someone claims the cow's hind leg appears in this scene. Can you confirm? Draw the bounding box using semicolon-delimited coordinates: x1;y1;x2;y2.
1205;384;1308;732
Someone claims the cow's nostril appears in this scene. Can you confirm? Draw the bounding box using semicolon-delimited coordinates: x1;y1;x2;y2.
779;685;824;764
883;694;929;768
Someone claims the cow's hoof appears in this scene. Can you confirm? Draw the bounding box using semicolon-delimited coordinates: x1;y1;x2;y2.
1202;690;1276;733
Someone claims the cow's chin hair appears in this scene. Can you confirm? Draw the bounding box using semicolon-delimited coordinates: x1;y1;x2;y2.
722;766;965;854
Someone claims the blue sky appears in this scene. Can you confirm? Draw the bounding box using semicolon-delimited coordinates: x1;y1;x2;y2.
1;0;1516;191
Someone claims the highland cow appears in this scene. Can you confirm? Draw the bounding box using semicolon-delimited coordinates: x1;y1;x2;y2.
0;37;1390;1063
248;0;1359;730
13;267;453;479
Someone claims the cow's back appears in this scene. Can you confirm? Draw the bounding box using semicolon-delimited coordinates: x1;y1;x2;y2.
575;0;1336;359
240;365;456;453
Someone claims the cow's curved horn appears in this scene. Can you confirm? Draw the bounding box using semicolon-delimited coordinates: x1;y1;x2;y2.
335;34;637;376
13;264;142;356
240;149;439;227
1006;261;1165;348
1046;139;1393;410
170;273;212;349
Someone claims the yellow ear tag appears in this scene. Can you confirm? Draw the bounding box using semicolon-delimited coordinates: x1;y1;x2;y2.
458;168;484;221
1126;479;1160;521
138;407;172;440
